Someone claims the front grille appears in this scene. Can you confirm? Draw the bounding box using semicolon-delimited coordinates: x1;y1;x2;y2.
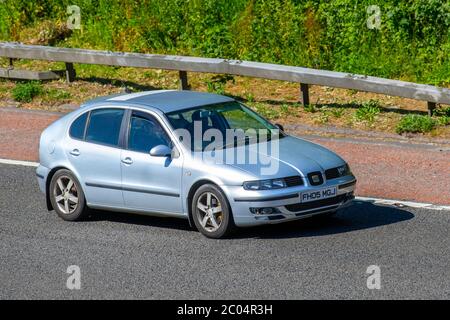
285;194;352;212
284;176;303;187
325;167;340;180
307;171;323;186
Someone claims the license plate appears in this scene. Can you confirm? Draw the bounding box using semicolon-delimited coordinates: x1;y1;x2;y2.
300;187;337;203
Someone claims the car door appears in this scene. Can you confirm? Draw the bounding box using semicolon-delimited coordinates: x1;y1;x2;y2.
67;107;126;207
121;110;183;214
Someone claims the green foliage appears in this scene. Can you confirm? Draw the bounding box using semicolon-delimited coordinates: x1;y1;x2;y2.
280;104;290;116
433;106;450;117
0;1;448;84
316;112;329;124
205;75;234;95
437;115;449;126
245;92;255;102
12;81;43;102
355;100;381;122
303;104;317;113
252;103;278;119
396;115;436;134
330;108;344;118
320;106;345;118
45;88;71;100
433;107;450;126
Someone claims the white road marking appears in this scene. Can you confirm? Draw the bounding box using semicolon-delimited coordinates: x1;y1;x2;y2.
108;90;175;101
355;196;450;211
0;158;39;167
0;158;448;210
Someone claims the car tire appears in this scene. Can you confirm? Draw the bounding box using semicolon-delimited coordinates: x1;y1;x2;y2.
191;184;235;239
49;169;88;221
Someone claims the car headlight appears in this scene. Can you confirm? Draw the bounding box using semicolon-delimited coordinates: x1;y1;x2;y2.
243;178;287;190
337;164;352;177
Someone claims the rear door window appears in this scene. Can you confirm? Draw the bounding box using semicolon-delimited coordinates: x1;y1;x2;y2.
85;108;125;147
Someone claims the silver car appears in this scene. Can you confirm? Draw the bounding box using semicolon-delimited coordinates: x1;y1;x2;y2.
37;90;356;238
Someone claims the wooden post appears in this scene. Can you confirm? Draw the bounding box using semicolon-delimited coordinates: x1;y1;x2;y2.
427;102;436;116
8;58;14;69
300;83;310;106
65;62;76;83
178;70;189;90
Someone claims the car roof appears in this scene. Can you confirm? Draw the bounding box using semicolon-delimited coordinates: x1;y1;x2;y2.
84;90;235;113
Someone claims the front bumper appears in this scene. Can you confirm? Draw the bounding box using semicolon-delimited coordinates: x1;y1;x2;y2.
223;175;356;227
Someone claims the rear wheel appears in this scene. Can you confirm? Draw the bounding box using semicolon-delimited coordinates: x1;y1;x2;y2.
192;184;234;239
49;169;88;221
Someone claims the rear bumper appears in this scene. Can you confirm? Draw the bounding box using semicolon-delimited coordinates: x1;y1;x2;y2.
223;176;356;227
36;164;49;194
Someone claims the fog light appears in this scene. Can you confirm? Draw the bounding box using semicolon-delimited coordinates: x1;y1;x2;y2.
250;207;278;215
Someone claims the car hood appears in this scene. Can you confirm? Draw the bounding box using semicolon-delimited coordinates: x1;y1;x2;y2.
224;135;345;179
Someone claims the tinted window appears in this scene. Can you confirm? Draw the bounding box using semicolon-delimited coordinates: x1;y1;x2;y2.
86;108;124;147
166;101;283;151
128;113;170;153
69;112;88;140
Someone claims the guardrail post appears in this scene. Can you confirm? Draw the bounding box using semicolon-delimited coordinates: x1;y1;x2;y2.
179;71;189;90
427;102;436;116
65;62;76;83
300;83;310;106
8;58;14;69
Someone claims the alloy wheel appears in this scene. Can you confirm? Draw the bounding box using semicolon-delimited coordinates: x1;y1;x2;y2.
196;192;223;232
53;176;79;214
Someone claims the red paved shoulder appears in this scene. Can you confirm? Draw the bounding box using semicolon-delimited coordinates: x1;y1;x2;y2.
308;137;450;206
0;108;60;161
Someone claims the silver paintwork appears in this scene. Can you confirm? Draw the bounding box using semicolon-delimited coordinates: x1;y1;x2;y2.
37;90;356;228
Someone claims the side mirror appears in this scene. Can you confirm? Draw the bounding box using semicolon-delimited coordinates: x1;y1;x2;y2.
150;145;172;157
275;123;284;131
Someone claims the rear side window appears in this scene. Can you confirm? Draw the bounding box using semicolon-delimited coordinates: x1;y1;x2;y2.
69;112;88;140
86;108;124;147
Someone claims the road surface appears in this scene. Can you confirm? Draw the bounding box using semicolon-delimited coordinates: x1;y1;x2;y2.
0;163;448;299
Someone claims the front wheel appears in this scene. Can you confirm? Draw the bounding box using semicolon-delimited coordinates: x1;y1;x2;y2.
192;184;235;239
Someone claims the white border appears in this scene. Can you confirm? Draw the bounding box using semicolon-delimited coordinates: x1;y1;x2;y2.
0;158;39;167
355;196;450;211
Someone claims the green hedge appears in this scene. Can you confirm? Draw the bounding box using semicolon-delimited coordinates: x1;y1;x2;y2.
0;0;448;85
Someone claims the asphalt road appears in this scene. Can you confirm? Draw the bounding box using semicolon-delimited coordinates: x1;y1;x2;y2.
0;163;449;299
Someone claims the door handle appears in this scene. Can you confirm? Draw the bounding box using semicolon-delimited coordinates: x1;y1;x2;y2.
70;149;80;156
121;157;133;165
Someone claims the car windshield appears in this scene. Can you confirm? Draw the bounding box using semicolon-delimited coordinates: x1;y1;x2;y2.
166;101;285;151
